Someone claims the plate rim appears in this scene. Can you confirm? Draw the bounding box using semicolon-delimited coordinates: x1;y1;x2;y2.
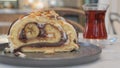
0;42;102;67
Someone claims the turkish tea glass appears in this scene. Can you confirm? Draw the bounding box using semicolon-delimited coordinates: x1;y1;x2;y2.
82;3;109;47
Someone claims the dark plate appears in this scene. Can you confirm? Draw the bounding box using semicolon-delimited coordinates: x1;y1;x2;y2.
0;42;101;67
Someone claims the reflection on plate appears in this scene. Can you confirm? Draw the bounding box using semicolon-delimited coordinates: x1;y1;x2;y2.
0;42;101;67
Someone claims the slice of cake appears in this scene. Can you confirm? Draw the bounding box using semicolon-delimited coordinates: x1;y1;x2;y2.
8;10;79;54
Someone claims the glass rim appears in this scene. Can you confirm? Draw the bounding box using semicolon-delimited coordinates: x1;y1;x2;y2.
82;3;109;10
83;3;109;7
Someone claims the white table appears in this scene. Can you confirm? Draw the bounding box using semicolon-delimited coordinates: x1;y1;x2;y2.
0;34;120;68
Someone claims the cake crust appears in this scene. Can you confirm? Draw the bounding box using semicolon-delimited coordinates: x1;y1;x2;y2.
8;10;79;53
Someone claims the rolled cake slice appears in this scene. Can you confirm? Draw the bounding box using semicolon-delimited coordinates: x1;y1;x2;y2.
8;10;79;53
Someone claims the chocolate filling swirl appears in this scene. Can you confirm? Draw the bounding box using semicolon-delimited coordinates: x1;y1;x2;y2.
14;22;68;53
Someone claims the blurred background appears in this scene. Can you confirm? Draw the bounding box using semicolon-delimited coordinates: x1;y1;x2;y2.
0;0;120;35
0;0;98;34
0;0;98;9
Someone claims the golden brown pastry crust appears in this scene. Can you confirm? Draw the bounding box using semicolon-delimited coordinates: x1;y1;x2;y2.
8;10;79;53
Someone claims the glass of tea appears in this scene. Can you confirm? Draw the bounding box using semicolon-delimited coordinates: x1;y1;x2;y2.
83;3;109;40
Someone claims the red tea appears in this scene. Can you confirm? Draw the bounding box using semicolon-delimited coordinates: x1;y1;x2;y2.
83;10;107;39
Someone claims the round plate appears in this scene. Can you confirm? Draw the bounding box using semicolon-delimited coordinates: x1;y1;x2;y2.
0;42;101;67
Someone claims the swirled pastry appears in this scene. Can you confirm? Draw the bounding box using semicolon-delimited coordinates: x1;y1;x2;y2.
8;10;79;53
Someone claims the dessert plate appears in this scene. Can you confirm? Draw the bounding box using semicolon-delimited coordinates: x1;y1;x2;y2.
0;42;101;67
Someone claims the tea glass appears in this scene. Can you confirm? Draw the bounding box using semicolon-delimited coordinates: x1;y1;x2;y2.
82;3;110;47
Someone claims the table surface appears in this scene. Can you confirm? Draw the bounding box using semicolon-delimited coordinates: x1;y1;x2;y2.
0;34;120;68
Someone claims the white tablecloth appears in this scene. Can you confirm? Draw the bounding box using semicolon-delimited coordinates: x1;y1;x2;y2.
0;34;120;68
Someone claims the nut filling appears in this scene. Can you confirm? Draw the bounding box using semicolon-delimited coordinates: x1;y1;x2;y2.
14;22;68;53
